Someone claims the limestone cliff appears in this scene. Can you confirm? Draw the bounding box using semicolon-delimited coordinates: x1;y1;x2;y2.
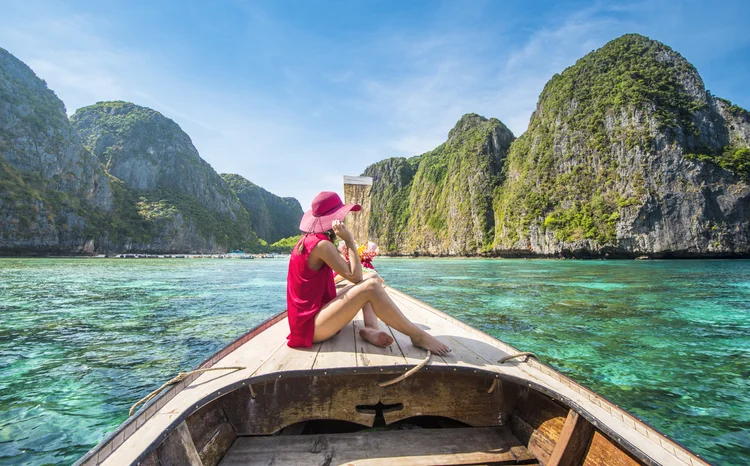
70;101;259;253
366;35;749;257
493;34;750;257
0;47;113;254
363;156;420;252
221;174;303;243
364;114;515;254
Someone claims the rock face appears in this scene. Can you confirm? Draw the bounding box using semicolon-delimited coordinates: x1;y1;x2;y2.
493;34;750;257
364;114;515;254
71;102;259;253
0;47;113;254
367;35;750;257
221;173;303;243
0;46;305;255
364;156;420;252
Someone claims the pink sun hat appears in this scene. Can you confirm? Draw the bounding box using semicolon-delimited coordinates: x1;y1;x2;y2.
299;191;361;233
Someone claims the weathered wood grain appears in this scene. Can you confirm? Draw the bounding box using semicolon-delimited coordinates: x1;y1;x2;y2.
582;431;643;466
352;314;407;367
511;389;568;464
312;319;358;369
220;426;537;466
218;372;516;435
198;422;236;466
547;410;595;466
156;422;202;466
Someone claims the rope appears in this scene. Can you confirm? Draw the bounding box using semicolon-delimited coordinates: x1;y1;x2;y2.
378;351;431;387
487;379;499;394
129;366;245;416
498;352;537;364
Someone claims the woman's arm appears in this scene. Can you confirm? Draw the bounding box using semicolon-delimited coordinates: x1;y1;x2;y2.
315;220;362;283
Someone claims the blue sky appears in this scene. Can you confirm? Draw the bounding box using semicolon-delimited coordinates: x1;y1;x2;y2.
1;0;748;209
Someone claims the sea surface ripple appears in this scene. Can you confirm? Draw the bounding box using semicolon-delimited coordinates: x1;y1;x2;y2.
0;258;748;465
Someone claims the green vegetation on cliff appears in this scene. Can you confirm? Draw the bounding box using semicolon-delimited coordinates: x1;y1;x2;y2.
265;234;302;253
366;34;749;257
690;97;750;178
0;157;148;244
494;33;734;246
0;47;67;137
365;114;514;254
364;156;419;252
221;174;303;244
71;101;263;252
0;47;304;255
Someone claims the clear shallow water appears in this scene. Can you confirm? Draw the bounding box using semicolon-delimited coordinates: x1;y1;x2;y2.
0;258;748;465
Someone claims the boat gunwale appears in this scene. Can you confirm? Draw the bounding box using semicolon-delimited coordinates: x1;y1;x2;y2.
73;310;288;466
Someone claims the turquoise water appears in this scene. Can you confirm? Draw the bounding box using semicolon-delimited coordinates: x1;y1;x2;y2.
0;258;748;465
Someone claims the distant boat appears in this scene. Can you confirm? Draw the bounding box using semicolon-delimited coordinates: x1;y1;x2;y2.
74;285;709;466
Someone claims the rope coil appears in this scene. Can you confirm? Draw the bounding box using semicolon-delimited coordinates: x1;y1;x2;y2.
377;351;431;387
129;366;245;416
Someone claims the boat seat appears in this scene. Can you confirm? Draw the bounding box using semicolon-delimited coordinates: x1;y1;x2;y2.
219;426;538;465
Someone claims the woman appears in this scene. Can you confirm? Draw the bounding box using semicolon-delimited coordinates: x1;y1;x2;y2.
286;191;450;356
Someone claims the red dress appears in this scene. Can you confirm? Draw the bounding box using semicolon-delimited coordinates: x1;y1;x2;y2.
286;233;337;348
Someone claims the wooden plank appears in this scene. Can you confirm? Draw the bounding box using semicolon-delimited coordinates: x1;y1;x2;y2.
198;422;236;466
254;341;321;374
511;389;568;464
220;427;537;466
386;292;450;365
547;410;595;466
582;431;642;466
156;422;202;466
352;312;407;367
389;291;499;369
185;402;230;452
387;324;440;366
311;319;358;370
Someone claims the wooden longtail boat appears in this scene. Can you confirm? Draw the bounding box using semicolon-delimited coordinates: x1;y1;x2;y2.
74;284;710;466
75;178;710;466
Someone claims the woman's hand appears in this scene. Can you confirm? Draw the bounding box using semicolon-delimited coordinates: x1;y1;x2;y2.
332;220;354;245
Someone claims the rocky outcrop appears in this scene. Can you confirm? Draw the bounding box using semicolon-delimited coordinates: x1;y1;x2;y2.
70;101;260;253
493;34;750;258
0;47;307;255
366;35;749;258
364;114;515;254
0;47;113;255
221;174;303;243
364;156;420;252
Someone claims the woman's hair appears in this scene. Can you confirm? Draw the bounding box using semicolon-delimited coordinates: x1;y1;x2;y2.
295;229;336;254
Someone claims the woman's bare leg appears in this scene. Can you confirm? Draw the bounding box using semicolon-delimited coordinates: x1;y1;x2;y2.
313;276;450;355
360;273;388;342
359;302;394;347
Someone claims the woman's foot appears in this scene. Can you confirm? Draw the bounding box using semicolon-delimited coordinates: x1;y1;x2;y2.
410;331;451;356
359;327;394;347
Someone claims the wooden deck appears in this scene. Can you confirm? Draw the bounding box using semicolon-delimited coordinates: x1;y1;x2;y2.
88;287;708;466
